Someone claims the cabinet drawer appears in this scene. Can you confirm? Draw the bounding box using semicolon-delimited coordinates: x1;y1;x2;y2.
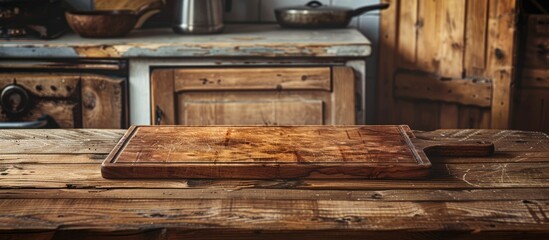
173;67;331;91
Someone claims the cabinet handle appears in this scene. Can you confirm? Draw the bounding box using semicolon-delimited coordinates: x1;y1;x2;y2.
155;105;164;125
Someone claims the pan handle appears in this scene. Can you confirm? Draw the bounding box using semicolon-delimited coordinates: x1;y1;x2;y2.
352;3;390;17
306;1;324;8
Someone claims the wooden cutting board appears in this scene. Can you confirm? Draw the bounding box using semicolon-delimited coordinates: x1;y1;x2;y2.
101;125;494;179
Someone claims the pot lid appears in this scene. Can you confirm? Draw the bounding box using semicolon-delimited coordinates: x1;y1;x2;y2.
276;1;352;13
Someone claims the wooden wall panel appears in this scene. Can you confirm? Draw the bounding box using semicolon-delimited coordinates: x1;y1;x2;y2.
437;0;466;78
465;0;489;77
416;0;439;73
397;0;418;68
486;0;517;129
378;0;517;130
377;0;399;124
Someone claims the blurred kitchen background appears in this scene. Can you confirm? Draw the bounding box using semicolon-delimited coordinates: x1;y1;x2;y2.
65;0;382;115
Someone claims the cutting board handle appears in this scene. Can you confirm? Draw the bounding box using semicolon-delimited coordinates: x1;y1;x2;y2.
413;140;495;157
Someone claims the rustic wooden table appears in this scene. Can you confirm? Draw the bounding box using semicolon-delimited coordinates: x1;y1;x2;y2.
0;129;548;239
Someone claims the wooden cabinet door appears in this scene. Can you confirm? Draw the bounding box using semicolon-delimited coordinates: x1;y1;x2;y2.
378;0;517;130
151;67;355;126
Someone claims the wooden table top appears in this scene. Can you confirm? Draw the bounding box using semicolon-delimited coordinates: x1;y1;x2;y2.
0;128;548;239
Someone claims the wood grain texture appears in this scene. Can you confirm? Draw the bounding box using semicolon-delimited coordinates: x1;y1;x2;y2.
394;71;492;107
1;129;548;238
521;68;549;89
513;89;549;133
378;0;518;130
151;67;356;126
151;69;175;125
465;0;489;77
487;0;518;129
332;67;356;125
181;100;324;126
101;125;493;179
102;125;433;179
81;74;125;129
173;67;331;92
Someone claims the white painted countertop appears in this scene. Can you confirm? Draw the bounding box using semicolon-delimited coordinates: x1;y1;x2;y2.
0;24;371;58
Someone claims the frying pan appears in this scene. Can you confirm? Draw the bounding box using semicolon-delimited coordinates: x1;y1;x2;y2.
275;1;390;29
65;1;163;38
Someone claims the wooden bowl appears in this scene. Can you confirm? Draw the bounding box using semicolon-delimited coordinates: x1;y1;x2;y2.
65;1;164;38
65;10;139;38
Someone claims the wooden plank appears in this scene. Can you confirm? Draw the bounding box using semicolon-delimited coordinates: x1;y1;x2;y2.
437;0;466;78
487;0;517;129
275;101;325;125
377;0;399;124
4;229;548;240
414;101;440;131
2;188;549;202
173;68;332;92
397;0;418;68
523;36;549;69
151;69;176;125
332;67;356;125
81;74;125;129
0;129;123;154
416;0;440;73
0;154;107;164
394;71;492;107
396;100;416;127
0;129;545;155
521;68;549;89
0;129;124;141
0;199;547;232
1;162;549;189
459;107;490;129
6;151;549;165
513;89;549;133
177;91;332;125
465;0;489;77
440;103;459;129
181;100;324;126
101;125;440;179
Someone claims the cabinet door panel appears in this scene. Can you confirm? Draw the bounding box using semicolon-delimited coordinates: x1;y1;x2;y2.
181;100;323;126
151;66;355;126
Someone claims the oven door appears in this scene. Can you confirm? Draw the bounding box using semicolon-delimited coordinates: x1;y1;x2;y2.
0;60;128;129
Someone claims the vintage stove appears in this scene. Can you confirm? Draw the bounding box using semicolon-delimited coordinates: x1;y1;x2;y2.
0;0;67;39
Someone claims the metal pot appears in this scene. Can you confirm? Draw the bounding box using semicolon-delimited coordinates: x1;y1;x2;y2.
172;0;224;34
275;1;390;29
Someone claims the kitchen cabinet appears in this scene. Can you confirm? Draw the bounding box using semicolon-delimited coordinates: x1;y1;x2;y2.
151;67;356;125
0;25;371;125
